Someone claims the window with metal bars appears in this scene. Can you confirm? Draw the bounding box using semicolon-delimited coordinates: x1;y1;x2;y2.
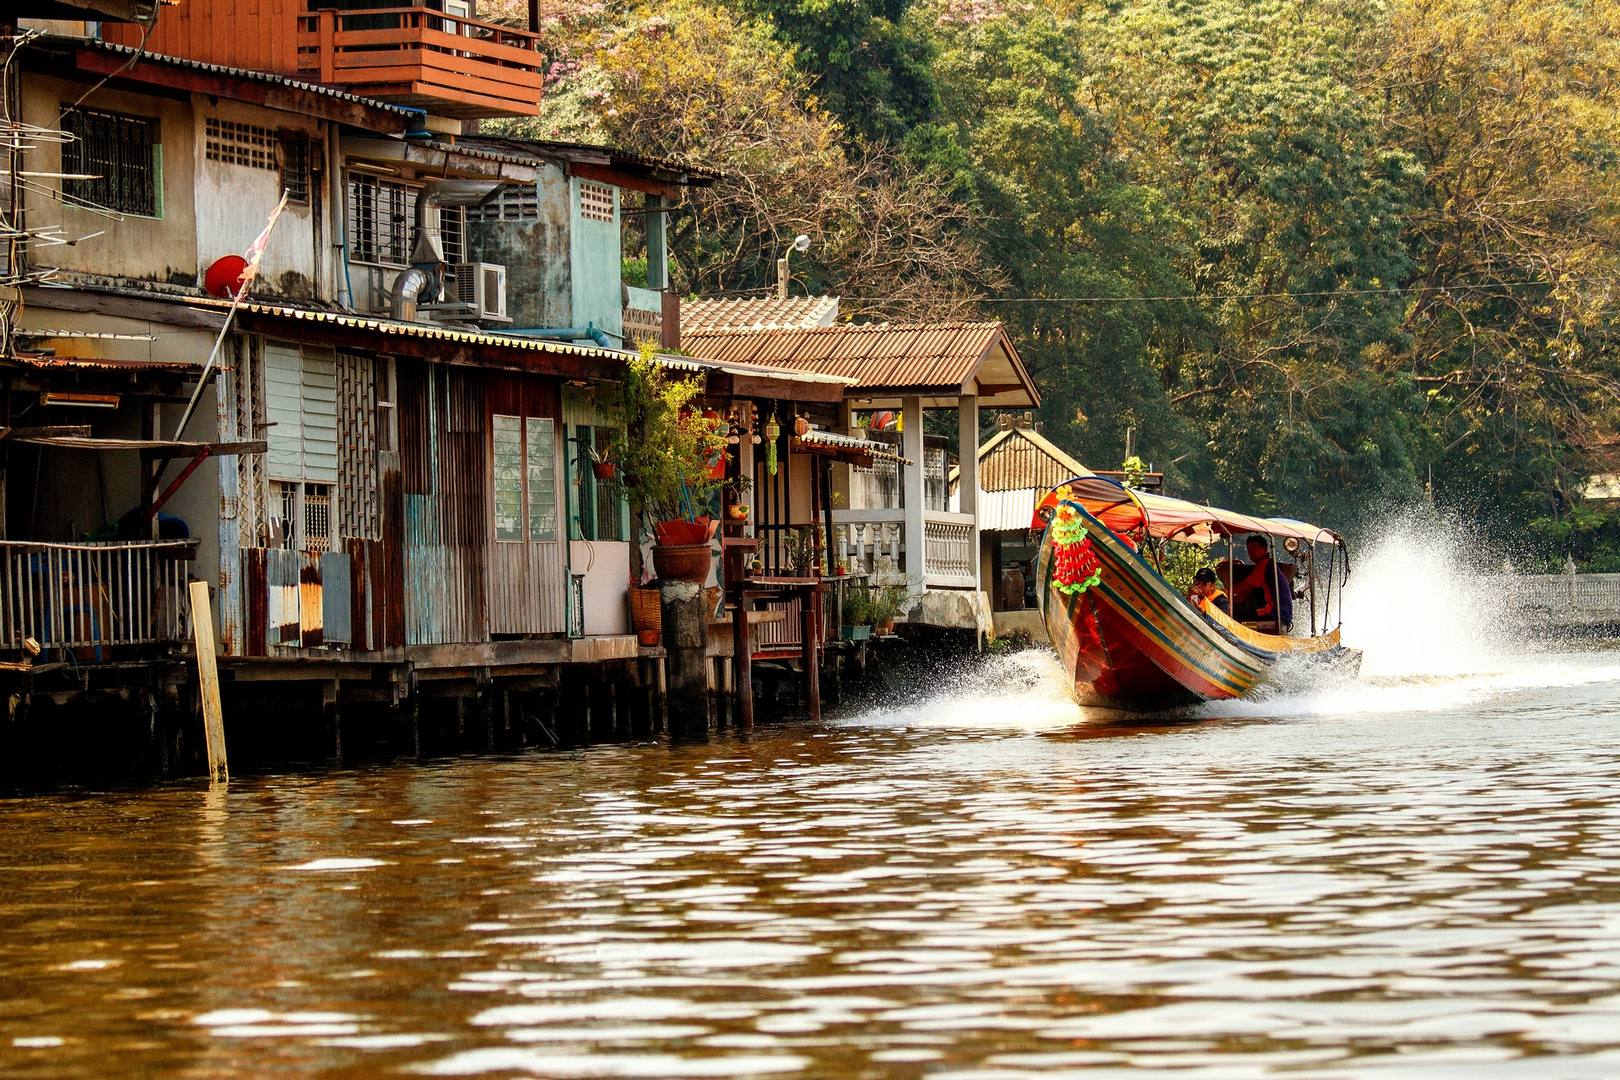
573;426;625;542
61;106;158;217
439;204;464;263
280;135;312;204
346;174;414;265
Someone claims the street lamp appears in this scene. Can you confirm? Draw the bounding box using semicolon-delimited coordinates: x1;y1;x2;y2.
777;234;811;299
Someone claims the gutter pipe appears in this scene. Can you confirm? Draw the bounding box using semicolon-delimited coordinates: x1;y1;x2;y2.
328;120;352;310
499;323;615;348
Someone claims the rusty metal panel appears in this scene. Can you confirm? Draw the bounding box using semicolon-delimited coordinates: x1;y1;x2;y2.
242;546;268;656
267;547;301;647
321;551;352;644
299;552;325;647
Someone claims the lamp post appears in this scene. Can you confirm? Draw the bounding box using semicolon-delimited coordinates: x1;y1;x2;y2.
776;234;811;299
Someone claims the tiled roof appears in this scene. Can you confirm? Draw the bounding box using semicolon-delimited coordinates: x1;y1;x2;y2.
681;295;839;332
682;321;1019;393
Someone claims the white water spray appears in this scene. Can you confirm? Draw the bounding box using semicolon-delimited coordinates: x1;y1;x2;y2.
1339;507;1516;678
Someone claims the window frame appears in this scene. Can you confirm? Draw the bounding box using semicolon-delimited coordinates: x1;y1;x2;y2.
61;105;160;218
346;172;416;267
492;412;559;544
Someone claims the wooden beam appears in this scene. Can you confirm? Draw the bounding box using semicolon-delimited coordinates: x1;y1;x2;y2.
568;161;679;199
20;286;227;329
189;580;229;784
11;436;266;455
138;440;267;460
0;425;91;441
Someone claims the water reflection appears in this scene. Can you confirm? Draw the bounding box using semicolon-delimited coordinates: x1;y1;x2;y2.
5;656;1620;1078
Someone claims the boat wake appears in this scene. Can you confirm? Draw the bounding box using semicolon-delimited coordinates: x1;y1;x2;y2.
838;508;1620;731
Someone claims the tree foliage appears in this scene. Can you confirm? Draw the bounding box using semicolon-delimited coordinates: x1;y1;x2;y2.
488;0;1620;561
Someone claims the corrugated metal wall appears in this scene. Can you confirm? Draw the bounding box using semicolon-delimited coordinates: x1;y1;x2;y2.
399;360;492;645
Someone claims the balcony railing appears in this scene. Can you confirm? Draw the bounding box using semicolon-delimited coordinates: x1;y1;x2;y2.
297;7;544;118
834;510;977;588
0;539;196;653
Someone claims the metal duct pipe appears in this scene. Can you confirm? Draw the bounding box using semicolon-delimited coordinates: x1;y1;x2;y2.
390;265;435;322
410;177;504;265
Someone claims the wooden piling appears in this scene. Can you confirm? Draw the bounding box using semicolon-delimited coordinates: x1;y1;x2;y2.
188;580;228;783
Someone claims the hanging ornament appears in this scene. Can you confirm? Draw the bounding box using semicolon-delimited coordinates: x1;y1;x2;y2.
1050;506;1102;595
764;411;781;476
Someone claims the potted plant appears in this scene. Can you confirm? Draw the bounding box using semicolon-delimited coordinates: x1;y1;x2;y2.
868;585;906;636
588;445;616;481
841;585;873;641
601;346;742;583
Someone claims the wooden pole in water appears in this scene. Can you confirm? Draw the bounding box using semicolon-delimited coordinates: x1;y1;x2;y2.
188;580;228;783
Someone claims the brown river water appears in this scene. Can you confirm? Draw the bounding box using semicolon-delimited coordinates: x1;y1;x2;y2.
7;535;1620;1079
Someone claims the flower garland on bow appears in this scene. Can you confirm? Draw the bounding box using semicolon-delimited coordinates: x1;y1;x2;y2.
1051;506;1103;595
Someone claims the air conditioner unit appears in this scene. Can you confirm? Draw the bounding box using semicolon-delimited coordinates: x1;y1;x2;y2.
450;262;510;323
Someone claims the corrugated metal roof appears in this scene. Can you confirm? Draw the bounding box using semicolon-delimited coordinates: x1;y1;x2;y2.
69;36;420;118
450;137;725;182
682;295;839;332
682;321;1032;396
970;427;1093;493
185;298;851;387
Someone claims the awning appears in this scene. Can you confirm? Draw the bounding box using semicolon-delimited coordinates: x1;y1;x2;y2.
794;428;912;466
1036;476;1339;545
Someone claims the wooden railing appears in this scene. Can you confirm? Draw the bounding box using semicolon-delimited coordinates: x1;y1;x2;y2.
297;7;544;117
0;539;196;652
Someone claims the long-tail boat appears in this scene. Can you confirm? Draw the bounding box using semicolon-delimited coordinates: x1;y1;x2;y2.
1034;476;1359;708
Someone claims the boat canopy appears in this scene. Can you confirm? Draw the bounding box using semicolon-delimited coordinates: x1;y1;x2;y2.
1033;476;1341;546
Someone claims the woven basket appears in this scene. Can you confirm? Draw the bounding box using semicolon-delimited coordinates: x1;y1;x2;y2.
629;586;662;636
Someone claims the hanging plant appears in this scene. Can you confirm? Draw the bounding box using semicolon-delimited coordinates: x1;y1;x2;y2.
1051;506;1103;595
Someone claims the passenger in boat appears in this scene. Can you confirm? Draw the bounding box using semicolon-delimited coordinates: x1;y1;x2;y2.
1232;534;1293;628
1189;568;1229;615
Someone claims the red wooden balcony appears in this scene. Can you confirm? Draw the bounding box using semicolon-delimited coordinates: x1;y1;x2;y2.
296;7;544;119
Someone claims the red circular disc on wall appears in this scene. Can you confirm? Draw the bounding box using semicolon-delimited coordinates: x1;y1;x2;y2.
204;255;249;298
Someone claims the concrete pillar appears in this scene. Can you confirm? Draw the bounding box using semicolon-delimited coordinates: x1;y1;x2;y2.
901;396;925;591
958;394;979;590
660;579;711;732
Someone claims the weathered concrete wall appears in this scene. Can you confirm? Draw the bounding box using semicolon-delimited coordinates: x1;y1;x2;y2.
469;165;573;329
570;177;623;340
25;75;198;288
194;98;327;301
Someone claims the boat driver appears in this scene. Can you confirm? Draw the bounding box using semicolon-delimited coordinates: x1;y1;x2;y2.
1188;568;1229;615
1231;534;1293;628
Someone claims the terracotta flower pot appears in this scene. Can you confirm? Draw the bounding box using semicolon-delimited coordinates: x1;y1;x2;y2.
591;461;616;480
652;543;712;583
637;628;661;647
